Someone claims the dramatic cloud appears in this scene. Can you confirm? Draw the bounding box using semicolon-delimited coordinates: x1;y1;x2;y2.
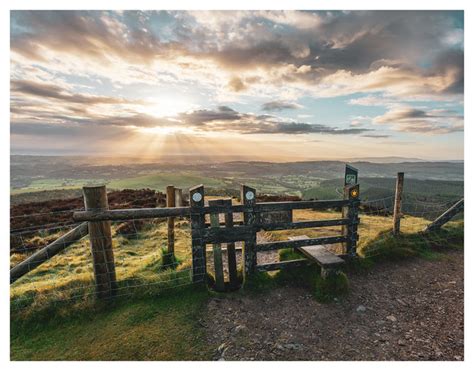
373;107;464;134
9;10;464;159
11;79;129;105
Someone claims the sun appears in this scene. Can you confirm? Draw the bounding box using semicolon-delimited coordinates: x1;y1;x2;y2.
140;96;197;118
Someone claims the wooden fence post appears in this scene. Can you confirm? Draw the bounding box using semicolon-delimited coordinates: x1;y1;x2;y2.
223;199;239;288
175;188;183;207
343;184;360;258
208;199;225;291
393;172;404;235
241;185;257;280
189;185;206;283
83;185;117;299
166;185;175;256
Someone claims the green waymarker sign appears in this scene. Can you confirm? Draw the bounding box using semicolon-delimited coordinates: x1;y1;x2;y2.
344;165;358;186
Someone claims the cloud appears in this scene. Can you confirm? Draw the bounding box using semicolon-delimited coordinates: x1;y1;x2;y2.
227;77;247;92
11;79;129;105
261;101;302;111
11;103;371;137
361;134;391;138
373;106;463;134
10;10;464;101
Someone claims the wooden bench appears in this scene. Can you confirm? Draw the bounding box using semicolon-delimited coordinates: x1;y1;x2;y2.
289;235;345;278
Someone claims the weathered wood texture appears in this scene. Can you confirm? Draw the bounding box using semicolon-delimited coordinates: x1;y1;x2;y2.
343;184;360;257
189;185;206;283
83;186;117;299
257;235;347;252
73;199;349;222
74;206;191;222
166;185;176;255
241;185;257;278
393;172;404;235
10;222;88;284
175;188;183;207
201;225;254;243
208;200;225;291
259;210;292;226
258;218;350;231
256;259;310;272
425;198;464;232
222;199;239;288
290;235;345;267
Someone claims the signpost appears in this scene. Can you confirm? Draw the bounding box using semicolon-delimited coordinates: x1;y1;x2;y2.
344;164;358;186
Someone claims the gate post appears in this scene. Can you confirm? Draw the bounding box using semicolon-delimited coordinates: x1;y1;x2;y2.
241;185;257;280
166;185;176;257
393;172;404;235
189;185;206;283
83;185;117;299
343;184;360;258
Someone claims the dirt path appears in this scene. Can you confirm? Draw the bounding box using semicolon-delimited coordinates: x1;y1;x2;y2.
203;249;464;361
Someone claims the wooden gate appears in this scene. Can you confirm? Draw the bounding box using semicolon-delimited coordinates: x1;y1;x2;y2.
188;182;360;288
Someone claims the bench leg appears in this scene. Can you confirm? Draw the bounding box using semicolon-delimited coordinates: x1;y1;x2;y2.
321;267;339;279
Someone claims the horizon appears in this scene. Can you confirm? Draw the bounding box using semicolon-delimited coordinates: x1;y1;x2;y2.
10;10;464;160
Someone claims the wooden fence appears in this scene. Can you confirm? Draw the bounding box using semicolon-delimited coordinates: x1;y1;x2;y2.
10;165;463;301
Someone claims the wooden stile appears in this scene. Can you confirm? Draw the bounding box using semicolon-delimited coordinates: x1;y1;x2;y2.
189;185;206;283
222;199;239;288
208;200;225;291
241;185;257;279
83;185;117;299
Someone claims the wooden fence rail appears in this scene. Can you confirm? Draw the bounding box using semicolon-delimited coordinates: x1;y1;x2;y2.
10;222;89;284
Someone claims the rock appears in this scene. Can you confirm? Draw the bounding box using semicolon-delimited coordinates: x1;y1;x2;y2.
356;305;367;312
218;357;226;361
217;343;227;353
398;339;406;346
386;315;397;322
284;343;304;350
233;325;247;334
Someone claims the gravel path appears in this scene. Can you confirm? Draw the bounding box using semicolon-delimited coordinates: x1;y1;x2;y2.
203;249;464;361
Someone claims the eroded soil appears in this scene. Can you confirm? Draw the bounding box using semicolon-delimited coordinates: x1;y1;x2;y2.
203;249;464;361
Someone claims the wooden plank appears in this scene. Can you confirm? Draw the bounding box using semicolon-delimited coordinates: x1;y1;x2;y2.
10;222;88;284
257;218;350;231
289;235;345;267
166;185;175;255
189;185;206;283
223;199;239;288
257;235;346;252
256;259;310;272
241;185;257;278
73;206;191;222
201;225;254;243
208;200;225;291
425;199;464;232
73;199;350;223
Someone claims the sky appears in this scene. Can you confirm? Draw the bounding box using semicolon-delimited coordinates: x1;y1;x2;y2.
10;10;464;161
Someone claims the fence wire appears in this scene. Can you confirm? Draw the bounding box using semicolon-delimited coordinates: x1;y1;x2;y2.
10;192;463;313
10;217;199;312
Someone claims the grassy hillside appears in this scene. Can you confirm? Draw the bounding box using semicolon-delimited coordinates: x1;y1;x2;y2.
10;206;463;360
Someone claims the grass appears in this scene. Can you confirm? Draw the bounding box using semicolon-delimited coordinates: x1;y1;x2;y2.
108;172;226;191
11;286;212;361
10;205;463;360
